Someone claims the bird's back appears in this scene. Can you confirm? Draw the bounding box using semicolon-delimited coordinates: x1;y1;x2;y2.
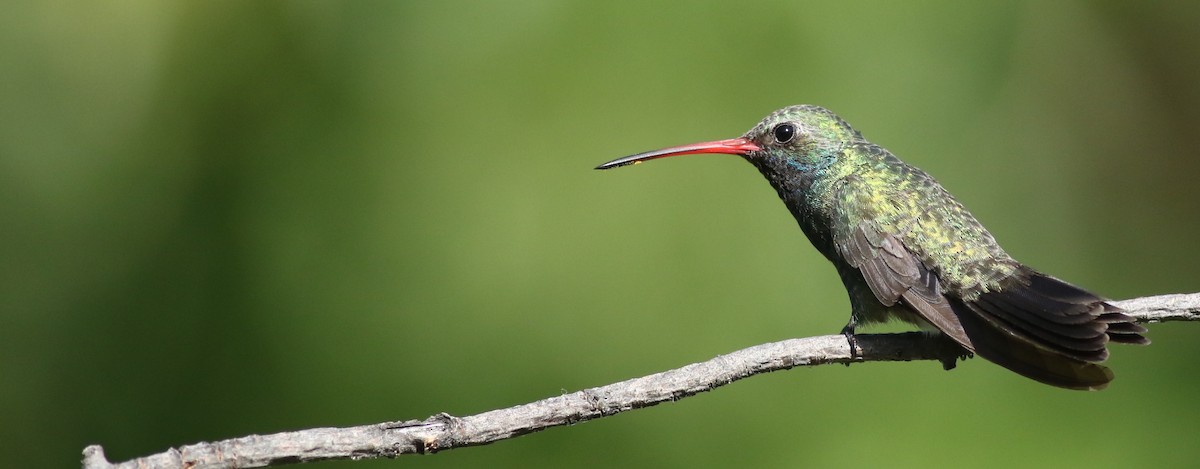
821;141;1148;389
830;143;1020;298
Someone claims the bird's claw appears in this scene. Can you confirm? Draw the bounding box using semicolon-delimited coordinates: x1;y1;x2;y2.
930;332;972;371
840;324;860;364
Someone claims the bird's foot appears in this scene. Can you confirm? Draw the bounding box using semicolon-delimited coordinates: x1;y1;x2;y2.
926;331;971;371
840;324;860;365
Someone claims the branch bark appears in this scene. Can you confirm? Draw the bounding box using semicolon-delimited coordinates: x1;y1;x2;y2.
82;292;1200;469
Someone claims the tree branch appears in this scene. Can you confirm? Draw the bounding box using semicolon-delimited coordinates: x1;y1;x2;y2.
82;292;1200;469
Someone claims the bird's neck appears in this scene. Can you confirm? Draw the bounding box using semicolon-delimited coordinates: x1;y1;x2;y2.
746;152;849;262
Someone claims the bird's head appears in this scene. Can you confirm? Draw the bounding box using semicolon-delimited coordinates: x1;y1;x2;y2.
596;105;861;176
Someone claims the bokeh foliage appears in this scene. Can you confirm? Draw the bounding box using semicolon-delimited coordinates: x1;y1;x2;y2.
3;2;1199;468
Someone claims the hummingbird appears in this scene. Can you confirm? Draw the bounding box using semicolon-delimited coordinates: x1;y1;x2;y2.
596;105;1148;390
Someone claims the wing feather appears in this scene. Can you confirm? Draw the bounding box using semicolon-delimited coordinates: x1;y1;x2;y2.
821;151;1147;389
838;221;974;350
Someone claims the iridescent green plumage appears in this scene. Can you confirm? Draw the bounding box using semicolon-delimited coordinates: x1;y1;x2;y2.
743;106;1018;297
598;104;1149;390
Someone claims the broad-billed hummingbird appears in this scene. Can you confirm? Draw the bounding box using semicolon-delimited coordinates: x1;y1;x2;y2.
596;105;1148;390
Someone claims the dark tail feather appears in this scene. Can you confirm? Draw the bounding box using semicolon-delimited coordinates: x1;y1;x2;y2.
954;299;1114;390
1099;303;1151;345
952;268;1148;390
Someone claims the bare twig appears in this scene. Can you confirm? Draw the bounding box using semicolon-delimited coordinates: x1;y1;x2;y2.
1111;293;1200;323
82;292;1200;469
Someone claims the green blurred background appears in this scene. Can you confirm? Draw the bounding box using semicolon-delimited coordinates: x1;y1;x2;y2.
4;1;1199;468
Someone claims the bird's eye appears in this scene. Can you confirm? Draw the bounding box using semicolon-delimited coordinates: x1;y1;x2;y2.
772;123;796;144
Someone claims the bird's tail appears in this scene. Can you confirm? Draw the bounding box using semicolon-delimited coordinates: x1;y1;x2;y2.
954;268;1149;390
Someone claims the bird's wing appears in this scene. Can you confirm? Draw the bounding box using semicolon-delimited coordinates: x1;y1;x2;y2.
831;176;974;350
830;170;1146;389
